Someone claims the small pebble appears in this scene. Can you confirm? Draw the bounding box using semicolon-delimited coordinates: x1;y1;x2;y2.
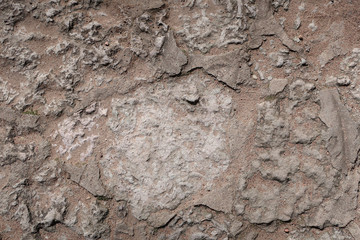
300;58;307;66
349;62;357;68
284;228;290;233
293;37;301;43
308;21;317;32
280;48;289;54
336;76;351;86
276;56;284;67
105;41;109;46
258;70;265;80
294;16;301;29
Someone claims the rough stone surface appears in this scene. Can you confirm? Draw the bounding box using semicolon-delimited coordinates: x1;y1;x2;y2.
185;49;251;90
269;78;288;95
319;89;360;173
1;0;360;239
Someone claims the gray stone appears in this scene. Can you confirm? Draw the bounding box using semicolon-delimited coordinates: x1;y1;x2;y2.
190;232;215;240
248;37;263;49
1;0;360;238
67;159;106;197
294;16;301;29
102;77;233;220
14;203;31;230
319;40;347;67
0;143;34;166
195;183;235;214
185;49;250;90
159;31;187;76
33;160;58;183
251;0;301;52
347;221;360;239
148;210;176;228
289;80;315;105
336;76;351;86
319;89;360;172
115;222;134;236
229;220;243;237
318;22;347;67
257;149;299;182
237;228;259;240
175;0;248;53
308;21;317;32
36;196;68;228
269;78;288;95
290;127;319;144
304;170;360;228
255;101;289;148
0;107;39;134
80;202;110;239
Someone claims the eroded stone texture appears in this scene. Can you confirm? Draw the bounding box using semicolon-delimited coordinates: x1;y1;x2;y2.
185;49;251;90
1;0;360;239
103;77;233;220
173;0;250;53
158;31;188;76
319;89;360;173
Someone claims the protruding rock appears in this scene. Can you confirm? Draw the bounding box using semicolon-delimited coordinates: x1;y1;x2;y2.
159;31;187;76
336;76;351;86
185;49;251;90
67;159;106;197
147;210;176;228
195;183;235;214
319;89;360;172
268;78;288;95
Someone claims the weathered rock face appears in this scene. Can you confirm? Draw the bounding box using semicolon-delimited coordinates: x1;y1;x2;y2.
1;0;360;239
103;77;234;220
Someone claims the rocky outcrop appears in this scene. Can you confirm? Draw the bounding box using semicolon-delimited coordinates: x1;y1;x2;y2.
319;89;360;173
1;0;360;239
